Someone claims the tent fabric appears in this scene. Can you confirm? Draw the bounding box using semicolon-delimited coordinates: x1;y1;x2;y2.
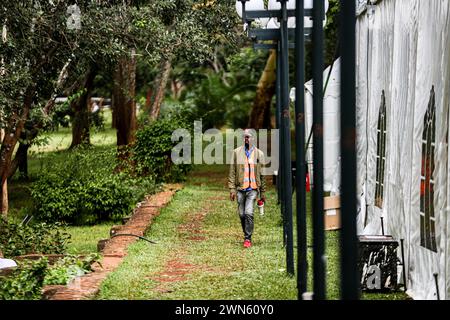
363;0;396;236
355;0;450;300
308;0;450;299
304;59;341;194
355;11;369;235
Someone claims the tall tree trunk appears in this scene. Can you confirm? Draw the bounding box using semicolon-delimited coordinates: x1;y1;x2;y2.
0;89;32;216
0;128;7;217
171;79;184;100
149;57;172;121
70;68;96;149
8;142;30;180
113;51;137;147
248;50;277;129
145;87;153;112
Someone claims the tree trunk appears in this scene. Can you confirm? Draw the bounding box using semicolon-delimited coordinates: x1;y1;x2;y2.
0;88;32;216
1;179;7;216
171;79;184;100
149;57;172;121
70;68;96;149
0;128;7;217
248;50;277;129
1;127;21;216
145;87;153;112
8;142;29;180
113;51;137;147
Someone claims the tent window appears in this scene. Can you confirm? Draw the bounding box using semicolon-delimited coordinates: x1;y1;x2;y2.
375;91;387;209
420;86;437;252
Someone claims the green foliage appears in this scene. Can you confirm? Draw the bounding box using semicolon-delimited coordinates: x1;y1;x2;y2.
325;0;340;65
31;146;156;225
50;103;72;129
181;73;236;129
134;113;192;182
0;258;48;300
175;48;267;129
90;109;106;131
0;219;70;258
44;254;100;286
0;254;100;300
48;91;105;132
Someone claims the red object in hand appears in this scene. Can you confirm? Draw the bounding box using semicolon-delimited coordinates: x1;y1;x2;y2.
257;199;265;206
306;172;311;192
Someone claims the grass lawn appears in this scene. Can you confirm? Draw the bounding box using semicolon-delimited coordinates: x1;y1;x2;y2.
65;223;115;255
8;110;117;255
97;164;409;300
98;165;297;300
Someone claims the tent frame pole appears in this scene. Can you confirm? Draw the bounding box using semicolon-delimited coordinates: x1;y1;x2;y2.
312;0;326;300
295;0;308;298
340;0;360;300
279;0;295;276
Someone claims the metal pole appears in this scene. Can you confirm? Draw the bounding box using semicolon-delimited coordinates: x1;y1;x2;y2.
340;0;360;300
312;0;326;300
279;0;295;276
295;0;308;298
277;41;287;246
400;239;407;291
276;43;282;204
240;0;247;25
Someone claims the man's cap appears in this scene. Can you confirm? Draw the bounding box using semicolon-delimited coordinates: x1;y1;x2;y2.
243;129;254;137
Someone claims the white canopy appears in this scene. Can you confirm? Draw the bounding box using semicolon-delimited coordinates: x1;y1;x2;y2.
308;0;450;300
304;58;341;195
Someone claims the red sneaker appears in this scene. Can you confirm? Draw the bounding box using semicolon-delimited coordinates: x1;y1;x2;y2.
244;240;252;248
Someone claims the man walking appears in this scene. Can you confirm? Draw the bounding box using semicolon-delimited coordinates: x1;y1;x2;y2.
228;129;266;248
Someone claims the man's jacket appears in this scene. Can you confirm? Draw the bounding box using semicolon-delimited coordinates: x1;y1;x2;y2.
228;146;266;198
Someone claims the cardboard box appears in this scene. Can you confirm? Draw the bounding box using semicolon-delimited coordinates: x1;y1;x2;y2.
324;196;341;231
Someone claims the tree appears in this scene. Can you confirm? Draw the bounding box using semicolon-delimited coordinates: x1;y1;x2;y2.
141;0;240;121
0;2;75;215
0;1;130;214
0;0;241;214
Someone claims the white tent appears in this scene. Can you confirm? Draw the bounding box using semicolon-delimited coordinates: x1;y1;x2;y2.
304;59;341;195
306;0;450;300
357;0;450;299
355;0;450;300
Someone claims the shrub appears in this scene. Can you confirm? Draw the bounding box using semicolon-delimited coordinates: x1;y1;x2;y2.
0;219;70;258
0;254;99;300
0;258;48;300
134;113;193;182
44;254;100;286
31;146;156;225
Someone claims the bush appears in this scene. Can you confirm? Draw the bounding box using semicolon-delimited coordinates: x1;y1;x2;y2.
0;258;48;300
0;254;99;300
0;219;70;258
134;113;193;182
31;146;156;225
44;254;99;286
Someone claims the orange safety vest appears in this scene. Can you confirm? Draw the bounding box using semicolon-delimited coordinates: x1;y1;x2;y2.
242;154;258;189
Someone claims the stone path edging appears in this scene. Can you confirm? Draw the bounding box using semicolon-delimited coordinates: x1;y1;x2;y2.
43;184;182;300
